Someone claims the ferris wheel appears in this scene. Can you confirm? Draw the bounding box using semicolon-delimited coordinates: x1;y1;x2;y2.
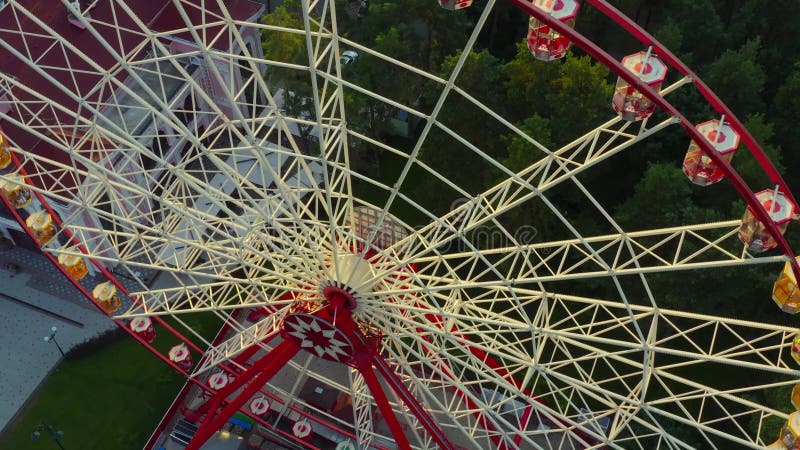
1;0;800;449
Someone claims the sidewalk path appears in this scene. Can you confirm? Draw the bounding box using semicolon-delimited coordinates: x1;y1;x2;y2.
0;246;115;432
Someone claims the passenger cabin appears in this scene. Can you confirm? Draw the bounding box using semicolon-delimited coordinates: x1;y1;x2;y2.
773;258;800;313
612;51;667;121
738;189;794;253
682;119;740;186
526;0;580;61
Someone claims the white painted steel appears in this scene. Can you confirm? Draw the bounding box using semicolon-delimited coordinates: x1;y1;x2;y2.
0;0;795;449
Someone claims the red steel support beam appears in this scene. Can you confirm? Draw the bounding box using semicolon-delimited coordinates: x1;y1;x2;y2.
195;329;283;418
372;353;457;450
187;339;299;450
357;361;413;450
319;292;455;449
229;327;280;371
408;307;510;448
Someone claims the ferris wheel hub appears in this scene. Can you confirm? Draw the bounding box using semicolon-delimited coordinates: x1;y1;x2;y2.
316;252;381;311
322;285;357;310
328;253;378;290
282;313;357;363
280;291;383;365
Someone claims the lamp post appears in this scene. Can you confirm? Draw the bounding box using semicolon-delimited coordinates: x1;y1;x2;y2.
31;422;66;449
44;326;65;358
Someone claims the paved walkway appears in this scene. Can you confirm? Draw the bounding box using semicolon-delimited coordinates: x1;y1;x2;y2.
0;246;115;432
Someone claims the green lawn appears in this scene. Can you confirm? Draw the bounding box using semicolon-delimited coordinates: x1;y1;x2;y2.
0;314;222;450
0;335;184;450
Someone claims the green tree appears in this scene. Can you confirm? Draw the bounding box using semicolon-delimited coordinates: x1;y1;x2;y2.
261;0;307;77
500;114;553;173
344;27;420;176
546;53;613;145
749;382;793;444
427;49;506;163
348;0;470;71
503;45;612;146
732;113;784;190
771;63;800;195
611;163;786;320
712;0;767;49
495;114;564;243
438;48;505;113
760;1;800;99
348;27;417;138
477;0;528;61
616;163;723;230
498;48;613;242
414;49;507;213
261;0;315;147
570;0;640;58
653;19;684;60
703;38;767;118
662;0;725;63
502;42;560;124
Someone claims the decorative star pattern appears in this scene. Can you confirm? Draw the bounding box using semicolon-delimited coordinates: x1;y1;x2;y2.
283;314;354;362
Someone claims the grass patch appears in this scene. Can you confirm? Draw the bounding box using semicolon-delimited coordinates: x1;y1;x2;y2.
0;334;184;450
0;313;223;449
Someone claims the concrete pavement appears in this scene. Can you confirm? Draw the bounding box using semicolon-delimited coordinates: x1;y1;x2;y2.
0;245;115;432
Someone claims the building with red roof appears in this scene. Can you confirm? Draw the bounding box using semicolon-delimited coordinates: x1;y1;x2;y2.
0;0;265;262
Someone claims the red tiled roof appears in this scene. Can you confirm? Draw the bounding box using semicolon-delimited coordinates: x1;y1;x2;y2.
0;1;166;182
0;0;262;189
150;0;263;51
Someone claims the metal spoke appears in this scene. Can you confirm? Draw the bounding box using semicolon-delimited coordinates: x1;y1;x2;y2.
0;1;795;449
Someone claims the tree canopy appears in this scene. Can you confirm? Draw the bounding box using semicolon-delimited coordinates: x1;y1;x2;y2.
256;0;800;445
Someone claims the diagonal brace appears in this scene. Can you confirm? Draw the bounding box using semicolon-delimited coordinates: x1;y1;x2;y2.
372;353;457;450
187;339;299;449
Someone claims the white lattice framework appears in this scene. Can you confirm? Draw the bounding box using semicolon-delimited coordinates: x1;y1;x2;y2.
0;0;797;449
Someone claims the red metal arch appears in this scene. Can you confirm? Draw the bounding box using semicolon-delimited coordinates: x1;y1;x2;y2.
509;0;800;281
0;151;380;449
586;0;800;211
3;3;798;449
0;150;206;354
